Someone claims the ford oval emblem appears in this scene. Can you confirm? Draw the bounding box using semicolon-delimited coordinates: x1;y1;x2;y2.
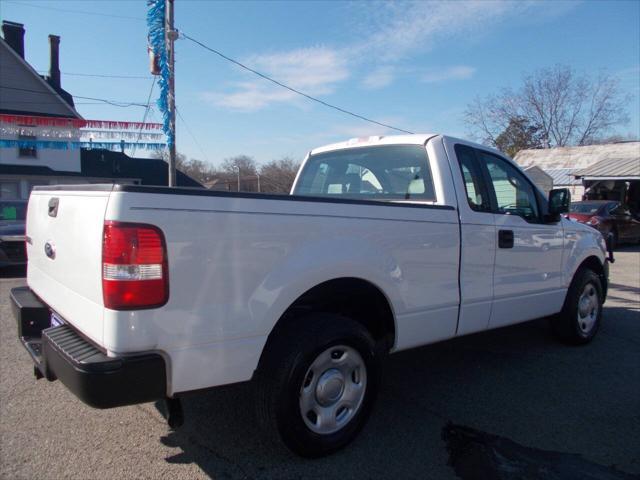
44;241;56;259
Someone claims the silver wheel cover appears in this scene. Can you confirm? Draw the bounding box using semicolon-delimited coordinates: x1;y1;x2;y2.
299;345;367;435
577;282;599;334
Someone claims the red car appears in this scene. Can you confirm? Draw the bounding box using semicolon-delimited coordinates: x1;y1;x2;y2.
568;201;640;247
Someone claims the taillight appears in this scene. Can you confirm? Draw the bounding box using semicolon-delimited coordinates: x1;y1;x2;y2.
102;221;169;310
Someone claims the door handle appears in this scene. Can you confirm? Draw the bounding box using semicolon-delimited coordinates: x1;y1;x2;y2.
498;229;514;248
48;197;59;217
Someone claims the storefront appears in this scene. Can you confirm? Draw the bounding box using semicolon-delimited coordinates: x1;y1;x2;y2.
575;156;640;215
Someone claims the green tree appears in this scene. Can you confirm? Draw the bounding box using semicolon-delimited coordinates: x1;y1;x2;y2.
494;117;543;157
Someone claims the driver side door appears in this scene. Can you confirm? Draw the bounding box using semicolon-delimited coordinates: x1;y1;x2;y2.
474;149;566;328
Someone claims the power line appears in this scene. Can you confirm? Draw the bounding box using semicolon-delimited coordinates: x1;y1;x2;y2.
63;72;151;79
0;101;120;105
176;107;210;163
180;32;414;135
37;71;151;80
132;77;157;156
4;1;144;21
0;85;149;107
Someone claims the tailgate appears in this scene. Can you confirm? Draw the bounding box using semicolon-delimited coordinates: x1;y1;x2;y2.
26;188;111;345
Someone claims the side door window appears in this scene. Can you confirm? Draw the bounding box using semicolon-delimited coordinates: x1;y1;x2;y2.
454;145;492;213
476;151;540;222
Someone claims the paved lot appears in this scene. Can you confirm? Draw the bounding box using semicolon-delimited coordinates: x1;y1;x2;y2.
1;247;639;479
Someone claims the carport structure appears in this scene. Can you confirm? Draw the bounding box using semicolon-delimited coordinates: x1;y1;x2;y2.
575;151;640;215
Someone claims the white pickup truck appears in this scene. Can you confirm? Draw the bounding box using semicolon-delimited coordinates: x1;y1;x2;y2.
12;134;610;457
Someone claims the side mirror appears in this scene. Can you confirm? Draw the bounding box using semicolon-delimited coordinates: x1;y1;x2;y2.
546;188;571;222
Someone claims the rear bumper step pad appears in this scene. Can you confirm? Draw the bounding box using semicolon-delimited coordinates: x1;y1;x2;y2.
11;286;167;409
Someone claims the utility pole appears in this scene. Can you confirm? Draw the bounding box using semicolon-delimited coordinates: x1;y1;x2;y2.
166;0;177;186
233;165;240;192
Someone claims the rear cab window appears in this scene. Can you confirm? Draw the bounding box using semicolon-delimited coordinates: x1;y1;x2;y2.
454;144;492;212
293;145;436;202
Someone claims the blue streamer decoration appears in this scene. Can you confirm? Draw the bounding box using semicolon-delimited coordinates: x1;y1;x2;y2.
0;140;166;151
147;0;173;149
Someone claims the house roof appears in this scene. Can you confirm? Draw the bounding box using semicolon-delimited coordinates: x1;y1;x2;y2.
0;37;81;119
523;165;553;180
0;164;83;177
0;150;202;187
543;168;583;186
81;149;202;187
514;142;640;171
574;156;640;180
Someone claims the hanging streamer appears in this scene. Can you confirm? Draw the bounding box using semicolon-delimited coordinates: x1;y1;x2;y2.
0;126;163;140
80;142;166;151
0;114;162;130
0;139;166;151
81;130;165;141
0;139;71;150
0;125;78;138
147;0;173;149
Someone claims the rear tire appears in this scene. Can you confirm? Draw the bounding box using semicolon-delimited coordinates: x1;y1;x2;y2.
552;268;603;345
254;313;381;457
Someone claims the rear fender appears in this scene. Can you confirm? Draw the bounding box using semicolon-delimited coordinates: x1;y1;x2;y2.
250;236;402;338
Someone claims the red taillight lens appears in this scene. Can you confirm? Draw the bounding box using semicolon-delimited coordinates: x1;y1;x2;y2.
102;221;169;310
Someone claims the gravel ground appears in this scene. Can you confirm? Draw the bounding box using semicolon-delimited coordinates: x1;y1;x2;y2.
1;246;638;479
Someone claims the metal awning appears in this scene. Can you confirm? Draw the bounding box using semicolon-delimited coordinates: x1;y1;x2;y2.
574;157;640;181
544;168;582;185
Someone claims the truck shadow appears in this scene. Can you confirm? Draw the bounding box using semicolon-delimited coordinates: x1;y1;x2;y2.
154;308;639;479
0;265;26;278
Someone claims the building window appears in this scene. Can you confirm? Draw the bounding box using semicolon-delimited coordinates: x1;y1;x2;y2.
18;133;38;158
0;182;20;199
25;181;47;197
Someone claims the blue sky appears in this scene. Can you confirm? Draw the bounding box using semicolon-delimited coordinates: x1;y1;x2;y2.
2;0;639;165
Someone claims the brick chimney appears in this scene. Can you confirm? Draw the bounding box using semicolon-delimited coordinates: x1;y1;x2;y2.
2;21;25;59
48;34;61;89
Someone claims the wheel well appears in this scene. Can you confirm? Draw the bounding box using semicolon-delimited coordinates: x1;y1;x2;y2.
268;278;396;352
578;255;604;278
576;255;607;298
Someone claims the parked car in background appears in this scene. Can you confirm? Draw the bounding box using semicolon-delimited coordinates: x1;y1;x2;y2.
568;201;640;247
0;200;27;269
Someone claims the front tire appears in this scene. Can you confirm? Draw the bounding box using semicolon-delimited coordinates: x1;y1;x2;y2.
552;268;603;345
254;313;381;457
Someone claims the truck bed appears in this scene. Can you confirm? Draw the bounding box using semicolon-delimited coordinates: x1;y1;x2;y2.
27;183;460;393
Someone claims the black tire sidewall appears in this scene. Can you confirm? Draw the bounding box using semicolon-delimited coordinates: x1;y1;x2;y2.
272;316;380;457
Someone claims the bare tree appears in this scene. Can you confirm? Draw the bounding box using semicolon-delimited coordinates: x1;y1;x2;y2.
152;150;218;184
260;157;301;193
152;151;302;193
177;158;219;184
220;155;258;177
215;155;260;192
465;65;630;149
